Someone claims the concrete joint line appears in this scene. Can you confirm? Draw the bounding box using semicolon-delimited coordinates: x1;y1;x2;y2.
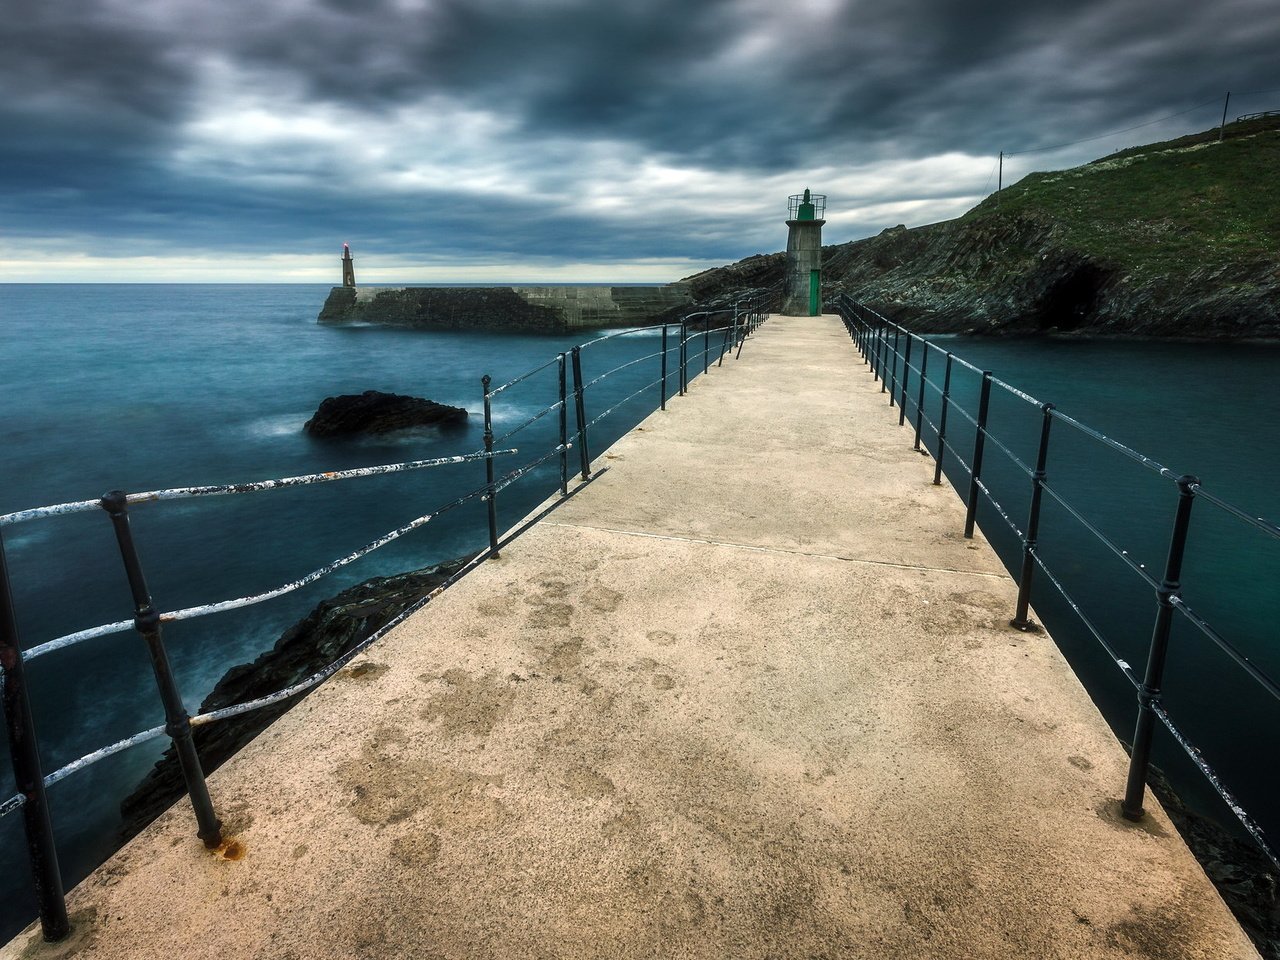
542;521;1010;581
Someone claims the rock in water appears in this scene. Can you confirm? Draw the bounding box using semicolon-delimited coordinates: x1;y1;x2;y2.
304;390;468;437
117;556;474;844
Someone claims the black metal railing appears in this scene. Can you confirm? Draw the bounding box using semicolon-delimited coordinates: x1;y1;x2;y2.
0;298;769;942
834;293;1280;873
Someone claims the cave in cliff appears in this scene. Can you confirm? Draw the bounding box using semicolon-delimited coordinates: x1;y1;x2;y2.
1035;263;1109;332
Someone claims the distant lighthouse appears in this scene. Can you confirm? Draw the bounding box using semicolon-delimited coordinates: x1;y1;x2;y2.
341;243;356;288
782;189;825;316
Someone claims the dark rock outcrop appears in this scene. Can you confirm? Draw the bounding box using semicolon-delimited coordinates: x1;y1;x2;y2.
117;556;475;843
304;390;468;437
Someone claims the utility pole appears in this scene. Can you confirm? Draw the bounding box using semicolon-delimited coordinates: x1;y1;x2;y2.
997;151;1003;207
1219;91;1231;142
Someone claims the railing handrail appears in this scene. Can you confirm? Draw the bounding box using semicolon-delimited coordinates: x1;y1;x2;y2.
0;292;770;942
833;292;1280;875
0;448;517;527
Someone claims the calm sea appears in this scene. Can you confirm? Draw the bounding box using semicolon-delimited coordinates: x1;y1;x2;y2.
0;285;1276;939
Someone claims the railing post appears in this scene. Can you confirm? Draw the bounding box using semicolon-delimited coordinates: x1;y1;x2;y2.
558;354;569;496
933;353;953;485
879;324;889;393
963;372;993;538
571;346;592;480
703;323;710;375
913;343;929;450
898;335;913;425
100;492;223;849
481;375;500;557
659;326;669;410
1011;404;1055;630
890;328;902;406
0;532;70;943
717;325;730;367
680;321;688;395
1122;475;1198;821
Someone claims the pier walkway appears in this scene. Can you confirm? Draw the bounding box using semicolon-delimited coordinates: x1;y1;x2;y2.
6;315;1257;959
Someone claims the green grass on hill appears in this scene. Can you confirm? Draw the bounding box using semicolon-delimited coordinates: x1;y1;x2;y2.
961;119;1280;281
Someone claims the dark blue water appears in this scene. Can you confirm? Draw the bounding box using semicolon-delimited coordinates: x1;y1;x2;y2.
0;290;1276;940
0;284;694;939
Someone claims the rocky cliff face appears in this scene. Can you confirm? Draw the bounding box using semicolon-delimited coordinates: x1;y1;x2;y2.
685;120;1280;340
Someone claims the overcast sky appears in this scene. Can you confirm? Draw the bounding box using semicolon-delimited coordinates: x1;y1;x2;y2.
4;0;1279;282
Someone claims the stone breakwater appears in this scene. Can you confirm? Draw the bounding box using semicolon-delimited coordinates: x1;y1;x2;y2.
318;284;694;331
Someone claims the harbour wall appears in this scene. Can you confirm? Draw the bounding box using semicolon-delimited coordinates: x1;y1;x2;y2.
317;284;694;331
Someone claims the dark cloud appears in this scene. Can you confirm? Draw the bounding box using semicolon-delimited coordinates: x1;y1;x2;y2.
4;0;1280;274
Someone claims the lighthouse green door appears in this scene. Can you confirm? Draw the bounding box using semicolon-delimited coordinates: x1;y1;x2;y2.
808;270;820;316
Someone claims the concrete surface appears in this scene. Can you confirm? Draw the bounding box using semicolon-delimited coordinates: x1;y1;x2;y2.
4;315;1259;959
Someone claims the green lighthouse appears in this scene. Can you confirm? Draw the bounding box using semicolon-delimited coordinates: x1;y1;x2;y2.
782;189;825;316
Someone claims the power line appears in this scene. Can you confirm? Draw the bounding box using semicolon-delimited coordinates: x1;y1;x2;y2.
1004;96;1223;157
980;160;997;195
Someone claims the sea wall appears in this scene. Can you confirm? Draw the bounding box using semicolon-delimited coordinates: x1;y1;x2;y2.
318;284;694;331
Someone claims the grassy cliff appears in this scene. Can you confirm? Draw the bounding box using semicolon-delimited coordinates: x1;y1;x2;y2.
687;117;1280;338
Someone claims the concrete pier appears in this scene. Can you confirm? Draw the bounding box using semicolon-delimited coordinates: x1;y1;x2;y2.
5;316;1258;959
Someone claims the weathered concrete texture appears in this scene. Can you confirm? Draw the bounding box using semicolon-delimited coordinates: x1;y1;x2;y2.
4;316;1258;960
782;219;824;316
317;284;693;330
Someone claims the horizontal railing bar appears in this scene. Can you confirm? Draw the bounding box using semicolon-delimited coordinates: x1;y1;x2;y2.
947;402;981;432
586;374;666;431
492;400;565;447
973;478;1024;539
1152;703;1280;872
579;347;668;392
191;541;499;729
1038;481;1161;591
1047;409;1176;479
487;353;562;397
939;439;973;478
0;449;517;527
37;459;566;783
950;354;984;376
43;725;168;789
487;444;574;497
0;793;24;819
981;429;1035;479
1190;484;1280;540
1170;596;1280;703
23;471;515;662
989;376;1043;408
1029;549;1141;689
575;323;671;351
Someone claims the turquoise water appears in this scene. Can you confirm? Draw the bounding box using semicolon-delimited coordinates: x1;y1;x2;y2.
0;288;1276;938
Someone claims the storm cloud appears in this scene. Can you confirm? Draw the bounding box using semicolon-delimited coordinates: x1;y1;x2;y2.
4;0;1279;280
